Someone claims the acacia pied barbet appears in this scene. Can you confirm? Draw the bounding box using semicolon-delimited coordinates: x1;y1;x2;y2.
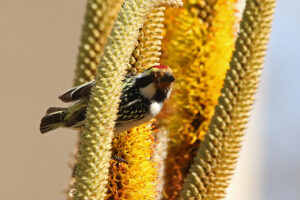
40;65;175;134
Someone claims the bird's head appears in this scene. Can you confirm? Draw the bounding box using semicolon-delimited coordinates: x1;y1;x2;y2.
135;65;175;102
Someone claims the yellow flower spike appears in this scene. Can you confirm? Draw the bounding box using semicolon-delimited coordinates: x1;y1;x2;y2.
73;0;123;86
179;0;276;199
71;0;180;199
71;0;182;199
160;0;237;198
107;5;182;199
108;123;158;200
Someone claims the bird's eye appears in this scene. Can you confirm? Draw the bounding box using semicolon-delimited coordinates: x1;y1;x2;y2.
161;75;175;83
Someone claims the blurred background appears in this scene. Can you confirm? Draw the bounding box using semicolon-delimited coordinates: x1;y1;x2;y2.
0;1;299;200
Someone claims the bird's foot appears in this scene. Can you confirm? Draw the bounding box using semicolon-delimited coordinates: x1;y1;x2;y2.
112;155;128;164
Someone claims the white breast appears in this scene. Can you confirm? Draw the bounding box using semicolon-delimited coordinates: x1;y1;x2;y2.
150;102;163;116
114;101;163;134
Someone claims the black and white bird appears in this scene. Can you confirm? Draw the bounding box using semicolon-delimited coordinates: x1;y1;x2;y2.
40;65;175;134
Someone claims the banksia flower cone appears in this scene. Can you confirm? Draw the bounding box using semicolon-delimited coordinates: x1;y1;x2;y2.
160;0;237;198
107;6;168;199
179;0;276;199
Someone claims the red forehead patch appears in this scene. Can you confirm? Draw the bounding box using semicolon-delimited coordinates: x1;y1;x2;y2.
154;65;168;69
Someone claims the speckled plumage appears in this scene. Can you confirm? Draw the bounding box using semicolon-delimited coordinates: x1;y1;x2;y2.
40;66;174;134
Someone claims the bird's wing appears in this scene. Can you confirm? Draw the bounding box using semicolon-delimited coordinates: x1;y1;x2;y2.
58;75;133;103
59;81;95;102
116;99;148;123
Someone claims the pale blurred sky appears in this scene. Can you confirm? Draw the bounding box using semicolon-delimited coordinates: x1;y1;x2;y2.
264;0;300;199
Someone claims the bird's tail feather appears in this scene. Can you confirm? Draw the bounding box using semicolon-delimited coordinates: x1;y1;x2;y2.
40;108;66;134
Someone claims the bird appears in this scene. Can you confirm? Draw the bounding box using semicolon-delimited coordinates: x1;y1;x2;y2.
40;65;175;134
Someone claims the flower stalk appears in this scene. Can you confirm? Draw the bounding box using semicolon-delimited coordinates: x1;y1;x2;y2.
72;0;162;199
107;6;169;199
73;0;123;86
70;0;182;199
179;0;276;199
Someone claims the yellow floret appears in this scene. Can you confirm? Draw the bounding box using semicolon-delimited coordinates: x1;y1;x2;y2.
160;0;237;198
